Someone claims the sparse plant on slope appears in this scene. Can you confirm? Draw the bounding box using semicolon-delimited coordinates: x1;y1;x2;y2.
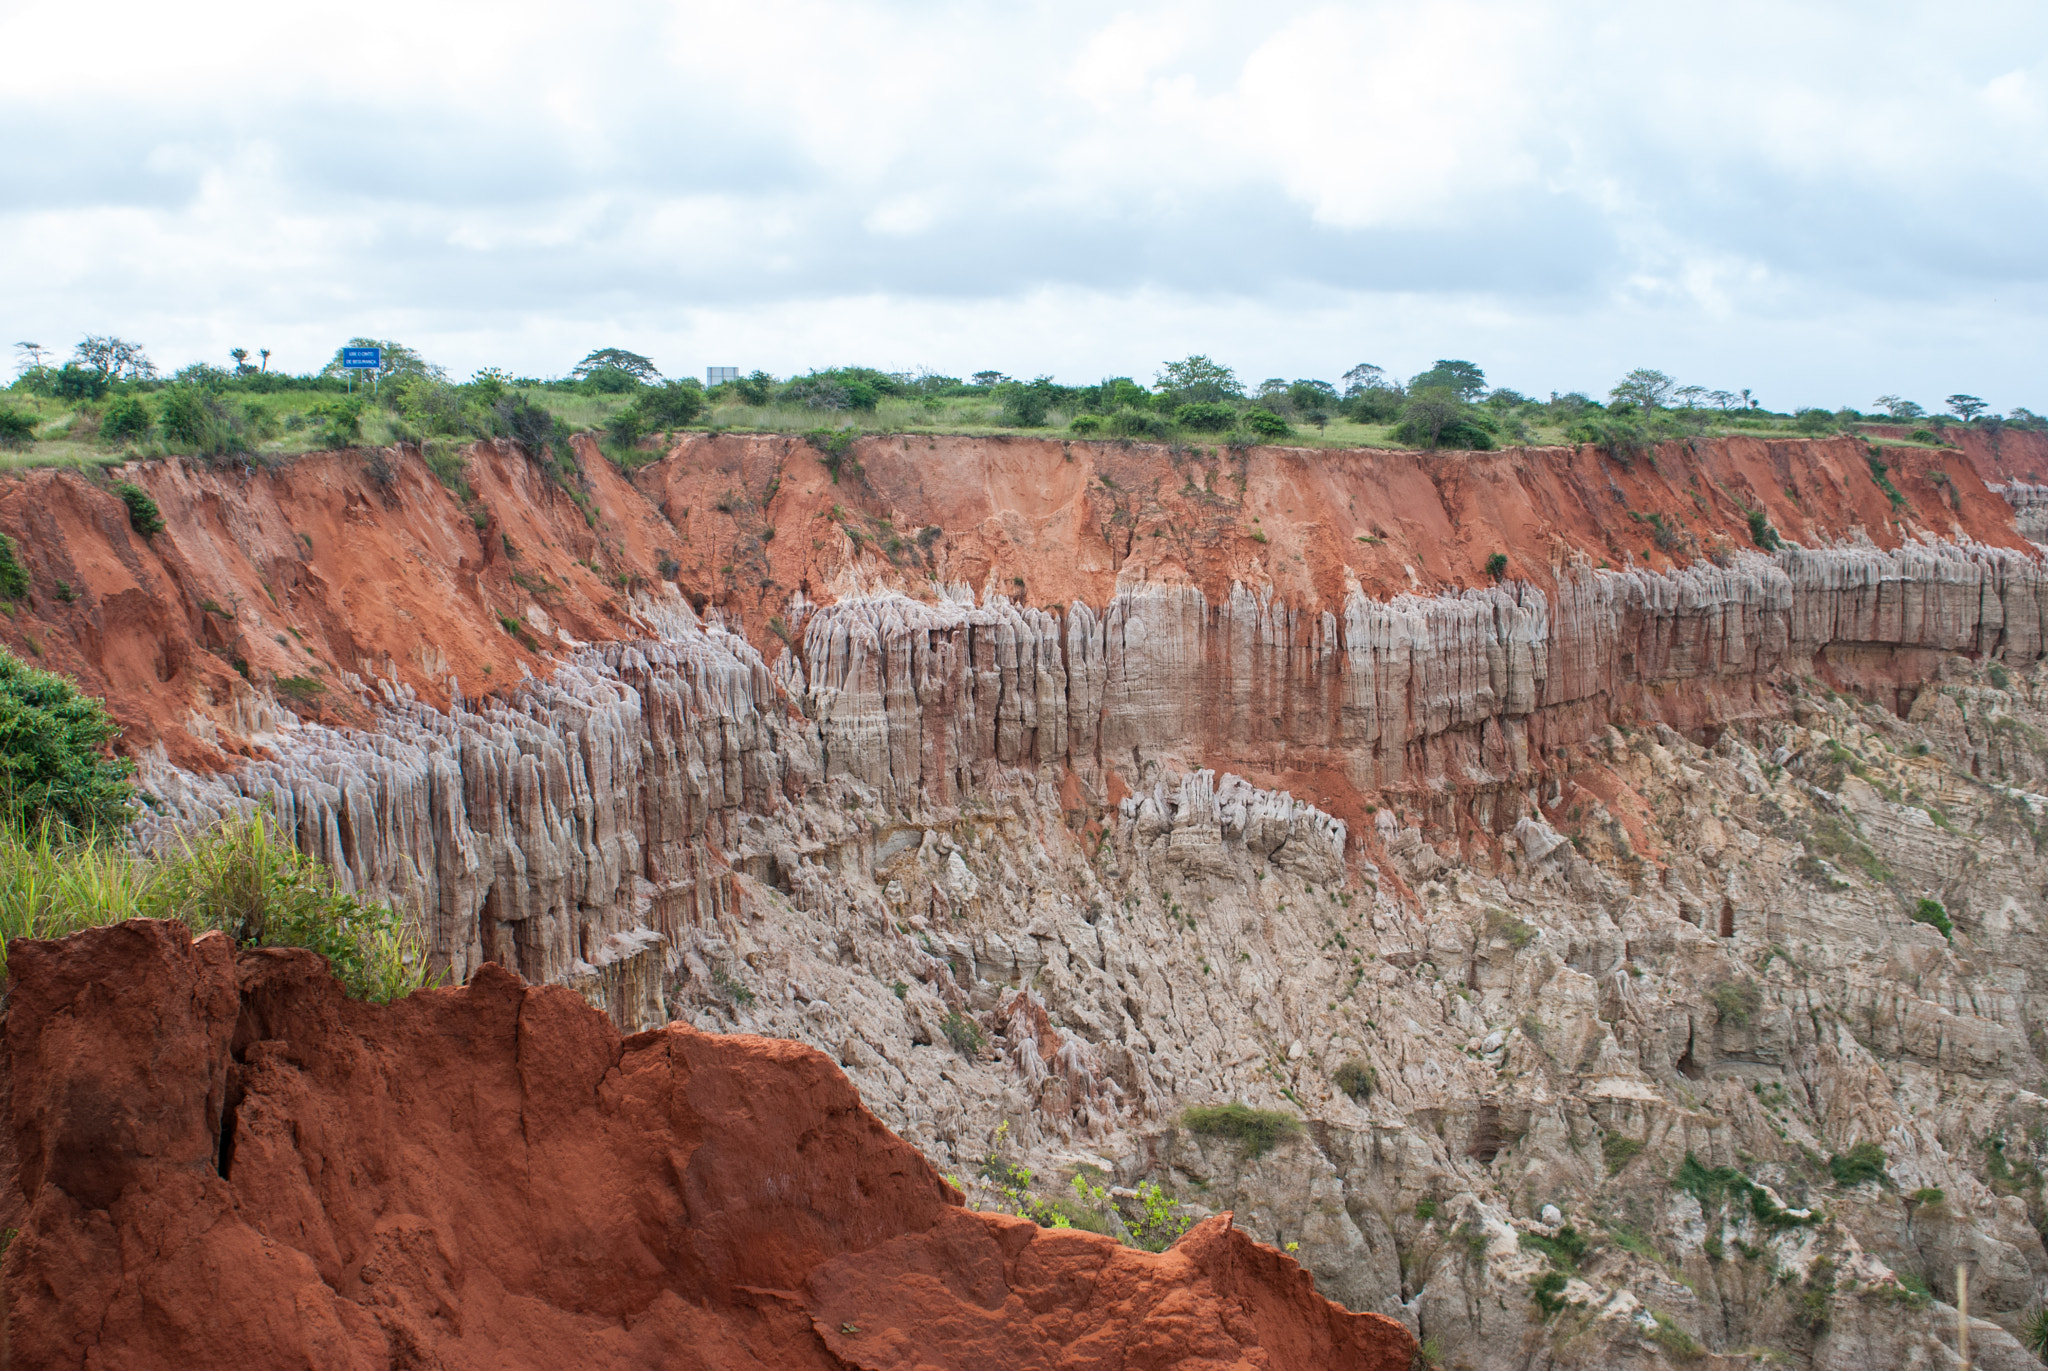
1183;1103;1302;1158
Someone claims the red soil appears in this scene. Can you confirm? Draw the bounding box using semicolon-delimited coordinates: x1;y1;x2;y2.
0;920;1414;1370
0;431;2030;776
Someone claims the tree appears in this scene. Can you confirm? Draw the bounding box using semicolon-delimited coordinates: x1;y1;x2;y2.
970;371;1010;387
1256;378;1289;401
71;336;156;382
1341;363;1394;398
1873;395;1925;421
230;348;252;375
1740;388;1756;409
1155;355;1244;403
1708;390;1739;411
321;339;442;381
1287;379;1338;414
1610;368;1677;410
1409;359;1487;401
1674;385;1708;410
1394;388;1466;449
259;349;271;373
13;343;48;376
1947;394;1988;421
571;348;661;383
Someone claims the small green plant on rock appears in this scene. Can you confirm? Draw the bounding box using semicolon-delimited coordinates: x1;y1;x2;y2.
114;483;165;538
941;1010;985;1057
1827;1140;1888;1188
1711;977;1763;1028
1333;1058;1376;1103
1183;1103;1302;1159
1910;898;1953;940
1603;1134;1646;1176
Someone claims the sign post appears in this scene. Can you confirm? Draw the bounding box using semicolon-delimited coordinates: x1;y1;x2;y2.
342;346;383;396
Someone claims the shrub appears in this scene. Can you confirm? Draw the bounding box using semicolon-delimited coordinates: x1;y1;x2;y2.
0;533;28;601
1183;1103;1302;1158
1989;663;2011;690
1910;898;1953;939
0;409;37;448
1673;1153;1818;1230
1242;409;1291;439
1711;977;1763;1027
1793;407;1837;435
638;381;705;428
1486;552;1508;581
0;649;134;837
1068;413;1104;435
941;1010;985;1057
1827;1140;1888;1187
114;483;165;538
1002;377;1058;427
139;813;433;1001
1648;1311;1702;1361
1531;1269;1569;1318
1333;1058;1376;1102
2022;1306;2048;1357
310;396;366;449
1172;402;1238;433
275;675;326;705
100;394;151;442
1909;1186;1945;1206
160;385;248;456
1567;411;1649;464
1746;508;1782;551
1110;409;1169;440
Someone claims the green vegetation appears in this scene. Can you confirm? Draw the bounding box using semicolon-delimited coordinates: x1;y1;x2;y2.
1747;507;1783;551
1531;1269;1570;1318
15;338;2034;473
1519;1224;1590;1272
114;482;164;537
1183;1102;1303;1158
2022;1305;2048;1357
1827;1141;1888;1188
0;533;28;601
1711;977;1763;1028
941;1009;986;1057
1910;897;1953;939
1908;1186;1945;1207
0;811;433;999
1333;1058;1377;1103
0;648;134;836
1648;1311;1702;1360
1484;906;1537;950
1485;552;1508;581
1673;1152;1819;1230
1602;1133;1646;1176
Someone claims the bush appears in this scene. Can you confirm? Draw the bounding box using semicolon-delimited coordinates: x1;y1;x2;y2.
0;533;27;601
1827;1141;1888;1187
1002;377;1058;427
159;385;248;456
1531;1269;1569;1318
1567;410;1649;464
100;394;151;442
1111;409;1169;440
1520;1224;1590;1272
638;381;705;428
1711;977;1763;1027
941;1010;985;1057
1068;413;1104;435
1333;1058;1376;1103
133;813;433;1001
1746;508;1782;551
1793;408;1837;435
1486;552;1508;581
114;483;165;538
1242;409;1291;439
310;396;366;449
1603;1134;1646;1175
0;409;35;448
1172;402;1238;433
1183;1103;1302;1158
1910;898;1953;939
0;648;134;837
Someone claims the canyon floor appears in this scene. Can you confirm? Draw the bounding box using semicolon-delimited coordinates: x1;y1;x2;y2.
8;427;2048;1368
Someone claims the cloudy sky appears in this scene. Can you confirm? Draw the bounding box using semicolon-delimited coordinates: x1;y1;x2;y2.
3;0;2044;409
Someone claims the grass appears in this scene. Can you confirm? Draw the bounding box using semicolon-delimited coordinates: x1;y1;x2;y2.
1603;1134;1646;1176
1673;1153;1818;1230
1183;1103;1303;1158
0;813;434;1000
1827;1141;1888;1188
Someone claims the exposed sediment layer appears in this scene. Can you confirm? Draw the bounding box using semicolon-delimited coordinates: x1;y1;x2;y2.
0;919;1413;1370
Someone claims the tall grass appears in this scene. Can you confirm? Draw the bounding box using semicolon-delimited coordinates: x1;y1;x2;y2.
0;813;436;1001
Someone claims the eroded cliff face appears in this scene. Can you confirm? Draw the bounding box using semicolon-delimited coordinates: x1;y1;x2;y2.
0;919;1411;1370
7;431;2048;1368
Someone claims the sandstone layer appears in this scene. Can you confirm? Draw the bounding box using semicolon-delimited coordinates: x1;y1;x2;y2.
0;919;1410;1370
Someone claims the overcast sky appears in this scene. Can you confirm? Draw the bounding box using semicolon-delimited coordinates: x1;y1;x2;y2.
3;0;2044;409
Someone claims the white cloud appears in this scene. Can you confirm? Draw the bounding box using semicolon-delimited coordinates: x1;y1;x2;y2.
1;0;2045;407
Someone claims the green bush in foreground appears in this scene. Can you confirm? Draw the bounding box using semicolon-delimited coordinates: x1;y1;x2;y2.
0;812;435;1001
0;648;134;837
114;482;165;538
1183;1103;1302;1158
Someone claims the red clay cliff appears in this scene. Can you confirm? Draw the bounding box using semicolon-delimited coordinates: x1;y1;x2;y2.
0;920;1413;1370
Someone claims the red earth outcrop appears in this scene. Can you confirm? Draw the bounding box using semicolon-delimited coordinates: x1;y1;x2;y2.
0;919;1412;1370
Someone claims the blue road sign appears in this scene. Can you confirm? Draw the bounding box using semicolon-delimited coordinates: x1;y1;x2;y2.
342;347;382;370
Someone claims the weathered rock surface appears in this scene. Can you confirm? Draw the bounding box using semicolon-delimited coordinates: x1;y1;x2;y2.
0;919;1412;1370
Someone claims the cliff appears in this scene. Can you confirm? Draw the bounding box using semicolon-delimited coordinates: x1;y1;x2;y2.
7;431;2048;1367
0;918;1412;1370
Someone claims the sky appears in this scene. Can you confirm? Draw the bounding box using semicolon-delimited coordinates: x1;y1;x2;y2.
2;0;2045;411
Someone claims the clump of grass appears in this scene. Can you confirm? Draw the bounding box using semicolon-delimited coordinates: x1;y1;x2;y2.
1908;1186;1945;1207
1484;906;1536;950
1519;1224;1590;1272
1711;977;1763;1028
1648;1311;1702;1361
1183;1102;1303;1159
1827;1141;1888;1188
1673;1153;1818;1230
1333;1058;1376;1103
